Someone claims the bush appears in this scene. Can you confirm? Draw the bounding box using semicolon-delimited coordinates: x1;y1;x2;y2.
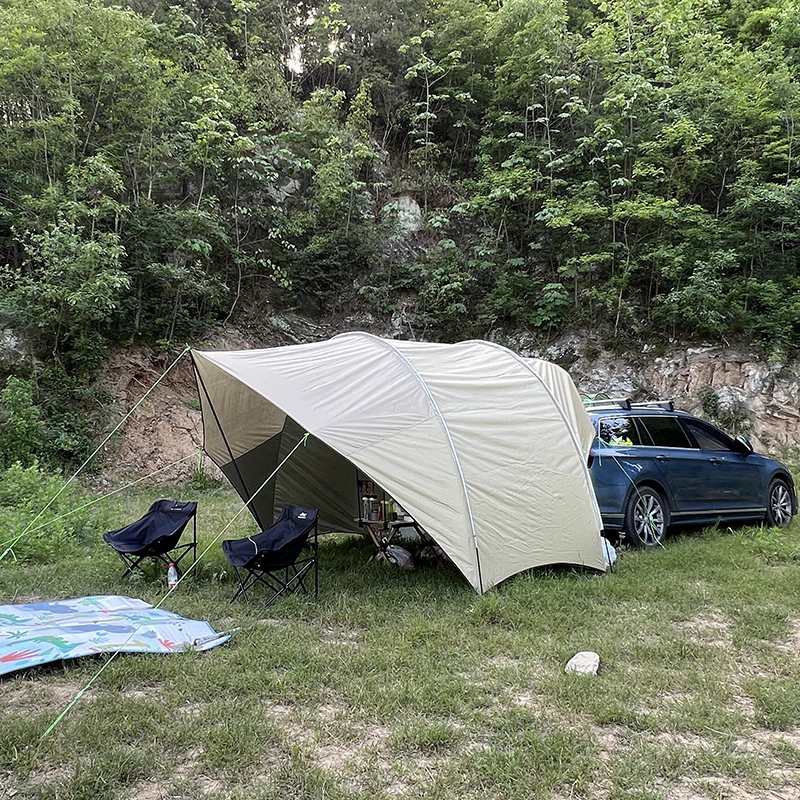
0;378;44;469
0;463;95;563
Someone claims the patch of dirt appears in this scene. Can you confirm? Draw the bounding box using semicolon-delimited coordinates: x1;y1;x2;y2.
665;774;800;799
261;701;430;794
321;625;361;648
198;776;228;797
675;611;733;648
5;680;96;712
312;722;390;771
26;765;70;788
730;694;758;718
122;685;165;702
258;617;290;628
173;747;202;781
510;691;545;709
124;782;168;800
776;618;800;656
592;724;626;761
651;731;714;751
753;728;800;750
486;655;522;669
178;701;205;718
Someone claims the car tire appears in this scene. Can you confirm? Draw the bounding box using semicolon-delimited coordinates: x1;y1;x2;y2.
623;486;669;547
765;477;794;528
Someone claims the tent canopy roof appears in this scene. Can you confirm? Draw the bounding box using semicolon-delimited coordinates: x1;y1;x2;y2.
193;333;604;592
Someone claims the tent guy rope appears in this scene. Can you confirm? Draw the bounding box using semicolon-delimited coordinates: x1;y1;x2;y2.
41;431;310;740
0;450;203;557
0;346;191;563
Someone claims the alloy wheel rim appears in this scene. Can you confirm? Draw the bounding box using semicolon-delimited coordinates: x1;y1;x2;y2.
633;494;664;545
771;484;793;526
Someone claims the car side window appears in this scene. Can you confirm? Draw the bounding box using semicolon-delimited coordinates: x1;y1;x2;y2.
683;420;732;451
638;416;692;448
598;416;643;446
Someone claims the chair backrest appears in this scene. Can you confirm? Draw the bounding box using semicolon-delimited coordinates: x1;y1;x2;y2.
222;505;318;567
103;500;197;554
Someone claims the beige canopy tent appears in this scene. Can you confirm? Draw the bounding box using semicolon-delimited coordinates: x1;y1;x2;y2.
192;333;605;593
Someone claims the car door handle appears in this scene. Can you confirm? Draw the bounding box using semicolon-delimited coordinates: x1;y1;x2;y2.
709;457;721;464
656;455;669;462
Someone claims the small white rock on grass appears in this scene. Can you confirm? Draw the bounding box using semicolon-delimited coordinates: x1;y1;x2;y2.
565;651;600;675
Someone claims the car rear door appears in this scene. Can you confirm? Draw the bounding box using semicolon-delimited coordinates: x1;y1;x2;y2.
635;415;709;515
679;419;765;514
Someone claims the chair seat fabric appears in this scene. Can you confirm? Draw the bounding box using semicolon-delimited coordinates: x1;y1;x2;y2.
103;500;197;554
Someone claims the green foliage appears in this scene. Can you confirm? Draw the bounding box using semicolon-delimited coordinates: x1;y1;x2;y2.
0;462;92;564
1;0;800;468
412;239;475;336
0;371;104;469
0;379;44;469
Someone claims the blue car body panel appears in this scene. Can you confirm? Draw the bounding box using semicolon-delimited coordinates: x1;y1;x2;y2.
587;408;796;531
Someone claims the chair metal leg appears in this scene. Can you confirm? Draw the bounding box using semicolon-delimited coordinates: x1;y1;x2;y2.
118;552;146;579
231;566;250;603
313;522;319;600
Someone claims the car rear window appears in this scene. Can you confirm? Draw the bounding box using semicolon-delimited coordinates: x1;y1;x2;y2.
638;416;692;448
598;416;643;446
683;420;732;451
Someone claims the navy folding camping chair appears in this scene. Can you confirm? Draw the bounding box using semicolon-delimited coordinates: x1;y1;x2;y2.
222;505;319;607
103;499;197;578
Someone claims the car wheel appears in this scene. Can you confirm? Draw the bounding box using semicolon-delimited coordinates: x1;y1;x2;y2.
765;478;794;528
624;486;668;547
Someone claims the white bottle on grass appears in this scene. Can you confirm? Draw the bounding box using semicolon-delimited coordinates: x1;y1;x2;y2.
167;562;178;589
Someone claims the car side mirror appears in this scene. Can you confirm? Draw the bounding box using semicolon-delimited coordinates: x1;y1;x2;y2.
734;435;754;456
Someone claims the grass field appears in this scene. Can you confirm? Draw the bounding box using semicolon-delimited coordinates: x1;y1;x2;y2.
2;484;800;800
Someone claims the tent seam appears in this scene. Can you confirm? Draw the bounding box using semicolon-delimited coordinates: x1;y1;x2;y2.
469;340;603;529
335;332;484;593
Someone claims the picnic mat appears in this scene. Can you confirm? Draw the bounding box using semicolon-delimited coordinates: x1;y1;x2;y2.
0;595;232;676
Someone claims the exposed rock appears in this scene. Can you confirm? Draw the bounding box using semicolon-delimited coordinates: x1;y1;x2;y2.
0;328;32;368
382;194;422;235
99;324;800;487
563;341;800;453
565;651;600;675
267;176;300;205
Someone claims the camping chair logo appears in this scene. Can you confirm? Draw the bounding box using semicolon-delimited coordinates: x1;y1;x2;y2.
297;512;308;519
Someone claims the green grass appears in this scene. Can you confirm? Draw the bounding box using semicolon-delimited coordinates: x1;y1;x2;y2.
2;486;800;799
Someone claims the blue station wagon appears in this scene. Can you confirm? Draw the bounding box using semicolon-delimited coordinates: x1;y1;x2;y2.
587;400;797;546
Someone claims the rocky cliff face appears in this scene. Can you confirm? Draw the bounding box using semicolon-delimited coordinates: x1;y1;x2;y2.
517;334;800;454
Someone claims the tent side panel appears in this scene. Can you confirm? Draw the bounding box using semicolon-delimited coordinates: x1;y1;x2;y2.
193;352;287;463
219;434;281;530
524;358;596;457
274;417;361;534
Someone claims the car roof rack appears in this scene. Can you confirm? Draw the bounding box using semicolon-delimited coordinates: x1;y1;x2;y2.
583;398;632;410
583;398;675;412
630;400;675;411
